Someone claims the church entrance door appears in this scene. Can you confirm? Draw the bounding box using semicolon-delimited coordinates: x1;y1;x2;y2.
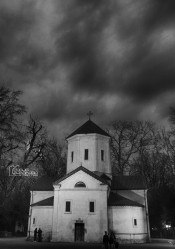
75;223;84;241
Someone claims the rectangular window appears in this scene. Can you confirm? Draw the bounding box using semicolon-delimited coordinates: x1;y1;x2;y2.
133;218;137;226
101;150;104;161
33;218;35;225
84;149;89;160
65;201;71;212
89;201;95;213
71;151;74;162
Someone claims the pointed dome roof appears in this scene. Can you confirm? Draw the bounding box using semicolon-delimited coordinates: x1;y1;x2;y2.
66;119;110;139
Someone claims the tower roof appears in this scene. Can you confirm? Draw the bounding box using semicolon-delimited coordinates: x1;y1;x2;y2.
66;119;110;139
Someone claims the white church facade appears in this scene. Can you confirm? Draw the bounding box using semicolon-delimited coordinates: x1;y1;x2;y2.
28;118;150;243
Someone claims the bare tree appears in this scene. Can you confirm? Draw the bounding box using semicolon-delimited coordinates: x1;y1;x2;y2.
132;128;172;188
39;138;66;179
0;86;64;231
0;86;25;165
109;115;175;232
109;120;154;175
0;86;26;205
20;115;47;168
0;86;25;129
0;87;47;207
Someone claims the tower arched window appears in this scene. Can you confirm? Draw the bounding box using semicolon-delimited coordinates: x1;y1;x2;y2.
74;182;86;188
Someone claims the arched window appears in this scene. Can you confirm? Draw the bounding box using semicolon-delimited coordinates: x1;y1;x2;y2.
74;181;86;188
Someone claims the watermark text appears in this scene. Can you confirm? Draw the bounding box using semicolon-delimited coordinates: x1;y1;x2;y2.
9;165;38;177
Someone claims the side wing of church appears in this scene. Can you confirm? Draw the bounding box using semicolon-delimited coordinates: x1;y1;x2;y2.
28;118;150;243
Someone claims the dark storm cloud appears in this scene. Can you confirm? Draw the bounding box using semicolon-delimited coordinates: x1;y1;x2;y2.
1;0;175;137
0;0;56;84
55;0;116;93
147;0;175;28
54;0;175;106
0;2;34;61
121;0;175;102
125;49;175;101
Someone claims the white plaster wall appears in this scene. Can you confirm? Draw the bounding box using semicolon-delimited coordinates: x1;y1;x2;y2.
30;191;54;204
52;171;108;242
30;207;53;241
108;206;148;242
67;134;96;172
28;191;53;238
67;134;111;174
96;135;111;174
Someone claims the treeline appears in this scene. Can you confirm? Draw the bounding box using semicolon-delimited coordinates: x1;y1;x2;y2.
0;86;175;235
109;118;175;232
0;86;66;233
110;119;175;187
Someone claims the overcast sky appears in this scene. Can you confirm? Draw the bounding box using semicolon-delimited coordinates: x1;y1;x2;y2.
1;0;175;139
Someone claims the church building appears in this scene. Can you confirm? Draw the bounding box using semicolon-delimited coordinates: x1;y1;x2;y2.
28;117;150;243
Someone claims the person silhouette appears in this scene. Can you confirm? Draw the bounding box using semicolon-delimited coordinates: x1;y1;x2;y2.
38;228;42;242
34;228;37;242
103;231;109;249
109;232;114;248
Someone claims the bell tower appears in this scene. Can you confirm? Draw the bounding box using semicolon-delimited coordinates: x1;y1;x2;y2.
66;114;111;175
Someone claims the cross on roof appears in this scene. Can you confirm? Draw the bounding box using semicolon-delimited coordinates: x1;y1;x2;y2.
87;111;93;120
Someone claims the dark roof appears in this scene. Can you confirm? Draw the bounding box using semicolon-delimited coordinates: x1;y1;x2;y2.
31;176;54;191
111;175;147;190
101;173;112;181
31;196;54;207
66;119;110;139
54;166;109;186
108;192;144;207
94;171;112;181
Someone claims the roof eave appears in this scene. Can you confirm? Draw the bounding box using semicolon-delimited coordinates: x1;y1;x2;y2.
54;166;109;186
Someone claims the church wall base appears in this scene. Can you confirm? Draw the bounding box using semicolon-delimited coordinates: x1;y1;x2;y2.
118;239;147;244
116;234;149;244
